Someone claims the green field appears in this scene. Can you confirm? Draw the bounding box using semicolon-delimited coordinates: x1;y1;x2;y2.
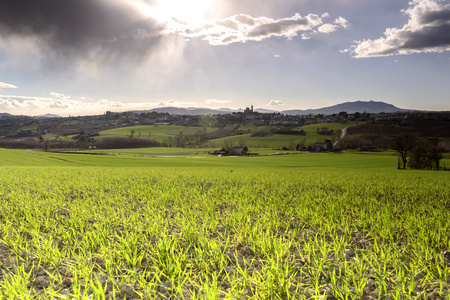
0;148;449;299
96;123;358;149
99;125;214;143
202;123;358;149
0;148;405;169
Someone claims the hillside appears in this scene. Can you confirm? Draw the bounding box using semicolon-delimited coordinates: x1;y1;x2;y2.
135;101;411;116
283;101;407;115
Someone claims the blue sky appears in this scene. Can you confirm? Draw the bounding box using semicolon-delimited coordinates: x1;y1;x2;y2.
0;0;449;116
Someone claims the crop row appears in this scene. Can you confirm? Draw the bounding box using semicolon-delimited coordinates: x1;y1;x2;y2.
0;167;449;299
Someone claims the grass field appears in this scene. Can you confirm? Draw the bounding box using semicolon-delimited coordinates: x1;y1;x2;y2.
202;123;359;149
98;125;215;143
96;123;358;149
0;148;406;169
0;148;449;299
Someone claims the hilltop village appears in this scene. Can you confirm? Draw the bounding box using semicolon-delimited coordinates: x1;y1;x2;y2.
0;108;449;158
1;108;449;139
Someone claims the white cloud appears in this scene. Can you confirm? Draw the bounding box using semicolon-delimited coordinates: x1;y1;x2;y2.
344;0;450;58
274;54;281;58
301;33;312;40
0;94;163;116
49;92;70;99
334;17;349;29
318;24;339;34
157;99;194;107
166;12;347;46
0;82;17;89
206;99;232;104
268;100;284;106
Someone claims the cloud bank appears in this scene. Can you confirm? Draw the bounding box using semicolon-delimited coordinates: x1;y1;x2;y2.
0;82;17;89
0;0;167;71
0;0;348;73
344;0;450;57
268;100;284;106
0;94;162;116
168;13;348;45
206;99;232;104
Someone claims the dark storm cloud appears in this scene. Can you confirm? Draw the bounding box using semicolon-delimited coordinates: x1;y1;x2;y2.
345;0;450;58
0;0;164;68
419;8;450;25
0;0;131;42
401;23;450;50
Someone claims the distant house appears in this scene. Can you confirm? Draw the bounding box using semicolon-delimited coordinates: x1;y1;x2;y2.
317;127;334;135
211;146;252;156
295;129;306;135
313;143;328;152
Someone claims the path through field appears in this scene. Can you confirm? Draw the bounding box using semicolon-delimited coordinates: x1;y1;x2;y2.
333;127;348;146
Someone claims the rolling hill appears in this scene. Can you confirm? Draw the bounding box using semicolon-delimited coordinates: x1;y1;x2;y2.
135;101;410;116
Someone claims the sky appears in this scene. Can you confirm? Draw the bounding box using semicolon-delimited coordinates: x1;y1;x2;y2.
0;0;449;116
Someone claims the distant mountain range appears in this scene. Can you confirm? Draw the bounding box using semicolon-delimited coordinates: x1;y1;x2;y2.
0;101;417;118
139;101;410;116
36;113;62;118
282;100;410;115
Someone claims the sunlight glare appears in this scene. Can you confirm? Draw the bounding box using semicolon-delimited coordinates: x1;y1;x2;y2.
155;0;213;25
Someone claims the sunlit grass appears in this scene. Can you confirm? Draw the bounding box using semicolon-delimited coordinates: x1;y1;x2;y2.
0;149;449;299
202;122;361;149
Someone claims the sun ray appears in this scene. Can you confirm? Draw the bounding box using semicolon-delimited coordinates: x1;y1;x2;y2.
133;0;213;26
158;0;212;24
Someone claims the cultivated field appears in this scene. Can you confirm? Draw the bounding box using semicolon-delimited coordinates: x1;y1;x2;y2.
95;123;358;150
0;149;449;299
200;123;357;149
99;125;215;144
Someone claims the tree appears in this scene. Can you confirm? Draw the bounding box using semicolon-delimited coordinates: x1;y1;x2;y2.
238;138;247;148
427;144;444;170
408;143;430;169
408;139;444;170
43;140;50;152
392;134;415;169
223;139;233;150
338;111;348;119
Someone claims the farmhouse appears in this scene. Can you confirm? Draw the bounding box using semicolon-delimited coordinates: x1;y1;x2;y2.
211;146;249;156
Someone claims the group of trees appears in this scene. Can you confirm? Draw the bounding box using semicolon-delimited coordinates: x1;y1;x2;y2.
393;135;444;170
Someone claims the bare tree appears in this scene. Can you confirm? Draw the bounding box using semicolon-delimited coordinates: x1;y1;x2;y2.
425;142;444;170
223;139;233;149
392;134;415;169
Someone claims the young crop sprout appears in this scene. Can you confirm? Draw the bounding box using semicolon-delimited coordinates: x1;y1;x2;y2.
0;161;448;299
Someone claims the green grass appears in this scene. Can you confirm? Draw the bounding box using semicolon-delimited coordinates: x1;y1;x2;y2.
0;148;449;299
1;148;449;170
299;122;361;132
84;147;214;156
98;123;358;149
203;122;359;149
0;148;403;169
19;126;38;131
99;125;215;143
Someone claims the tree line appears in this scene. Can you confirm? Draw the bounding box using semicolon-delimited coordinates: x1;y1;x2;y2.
393;135;444;170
